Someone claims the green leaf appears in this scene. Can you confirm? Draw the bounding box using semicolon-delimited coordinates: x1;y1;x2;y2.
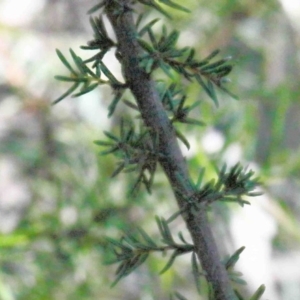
213;65;233;77
155;216;164;238
70;49;86;74
139;18;160;36
122;231;143;248
217;84;239;100
108;91;124;117
72;82;99;97
165;47;188;59
145;57;154;73
159;30;179;52
106;236;132;251
135;252;149;268
123;99;139;111
124;253;149;276
99;61;119;84
194;74;211;96
111;162;126;178
159;61;174;78
203;49;220;61
52;82;80;105
225;246;245;270
54;75;84;82
166;208;185;223
191;252;201;293
137;38;156;53
247;191;263;197
55;49;77;75
92;15;109;39
207;283;215;300
186;100;200;112
160;218;176;245
137;227;157;247
200;59;229;72
195;168;205;189
180;118;206;127
186;48;195;62
104;131;120;142
135;12;145;29
229;273;247;285
123;165;138;174
173;291;188;300
207;80;219;107
73;51;99;78
85;65;99;78
158;0;190;13
93;140;115;146
99;147;119;155
110;267;126;287
148;27;158;48
87;1;105;14
177;232;190;245
221;197;250;206
160;250;178;274
234;289;245;300
139;0;172;19
95;64;101;77
235;277;247;286
175;129;190;149
249;285;266;300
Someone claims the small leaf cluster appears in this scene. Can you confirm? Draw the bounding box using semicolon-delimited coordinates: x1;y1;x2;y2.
225;249;266;300
106;217;264;299
54;0;235;109
81;16;115;63
53;1;218;195
168;164;261;222
224;246;247;286
105;216;195;287
124;81;205;149
235;285;266;300
53;49;105;104
93;88;204;193
53;46;126;107
137;21;235;106
94;120;162;194
54;15;127;112
157;82;205;148
193;163;261;206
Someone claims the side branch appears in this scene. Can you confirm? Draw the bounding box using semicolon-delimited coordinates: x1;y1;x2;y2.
105;2;237;299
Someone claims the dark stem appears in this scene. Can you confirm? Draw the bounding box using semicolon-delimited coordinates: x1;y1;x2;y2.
106;2;237;299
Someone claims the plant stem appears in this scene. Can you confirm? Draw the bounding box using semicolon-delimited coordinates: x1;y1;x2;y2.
106;1;237;299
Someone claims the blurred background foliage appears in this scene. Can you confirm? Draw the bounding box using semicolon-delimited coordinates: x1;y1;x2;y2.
0;0;300;299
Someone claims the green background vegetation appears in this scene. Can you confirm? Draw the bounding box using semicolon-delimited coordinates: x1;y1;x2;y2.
0;0;300;299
